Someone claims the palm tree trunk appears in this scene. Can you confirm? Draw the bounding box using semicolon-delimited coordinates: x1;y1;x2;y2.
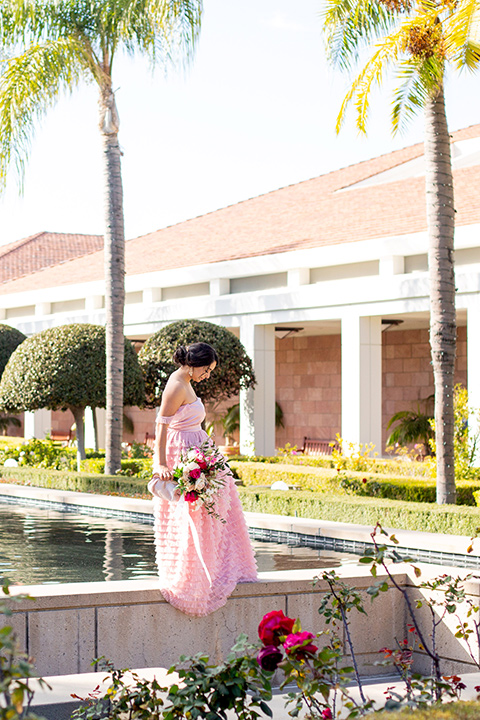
424;83;456;504
99;85;125;475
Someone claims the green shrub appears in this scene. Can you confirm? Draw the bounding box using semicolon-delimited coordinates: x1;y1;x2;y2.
0;437;77;470
237;487;480;536
378;702;480;719
230;461;480;506
0;466;149;497
81;457;152;478
0;324;26;378
138;319;256;407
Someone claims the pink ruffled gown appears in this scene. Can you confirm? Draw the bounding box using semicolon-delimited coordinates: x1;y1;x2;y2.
148;398;258;616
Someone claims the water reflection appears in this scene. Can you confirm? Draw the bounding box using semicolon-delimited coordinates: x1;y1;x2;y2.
0;503;359;585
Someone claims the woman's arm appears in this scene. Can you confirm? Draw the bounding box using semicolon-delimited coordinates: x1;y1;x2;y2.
153;380;185;481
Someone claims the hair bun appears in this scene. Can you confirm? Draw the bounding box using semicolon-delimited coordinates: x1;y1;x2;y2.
173;345;188;365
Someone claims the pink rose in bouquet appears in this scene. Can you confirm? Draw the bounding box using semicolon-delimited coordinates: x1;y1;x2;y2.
172;440;229;522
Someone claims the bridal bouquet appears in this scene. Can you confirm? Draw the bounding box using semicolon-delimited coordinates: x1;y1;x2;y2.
172;440;228;522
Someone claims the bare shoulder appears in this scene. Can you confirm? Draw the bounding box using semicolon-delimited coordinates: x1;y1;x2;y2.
160;373;187;416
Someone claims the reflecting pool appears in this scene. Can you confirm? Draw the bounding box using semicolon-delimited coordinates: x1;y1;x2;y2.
0;503;360;585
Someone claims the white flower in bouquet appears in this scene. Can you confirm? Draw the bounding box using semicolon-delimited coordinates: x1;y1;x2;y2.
184;461;200;473
195;475;206;491
186;449;198;462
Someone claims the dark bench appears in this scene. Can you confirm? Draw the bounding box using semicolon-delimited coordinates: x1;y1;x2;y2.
301;437;339;456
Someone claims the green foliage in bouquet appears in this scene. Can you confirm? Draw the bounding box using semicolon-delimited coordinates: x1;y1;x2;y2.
138;319;255;407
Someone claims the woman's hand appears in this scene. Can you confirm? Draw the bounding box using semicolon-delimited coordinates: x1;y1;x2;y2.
153;465;172;482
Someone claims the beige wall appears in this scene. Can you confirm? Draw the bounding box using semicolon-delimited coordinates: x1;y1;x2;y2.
4;564;478;678
275;327;467;452
275;335;341;450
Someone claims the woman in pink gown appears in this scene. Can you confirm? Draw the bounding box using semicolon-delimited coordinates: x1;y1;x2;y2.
148;342;257;616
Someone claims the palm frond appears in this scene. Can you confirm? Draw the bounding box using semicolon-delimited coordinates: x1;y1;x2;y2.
392;54;443;133
0;36;89;191
323;0;397;71
336;28;404;133
443;0;480;70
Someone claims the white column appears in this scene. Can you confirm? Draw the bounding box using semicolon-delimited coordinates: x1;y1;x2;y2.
380;256;405;275
24;409;51;439
239;322;276;456
210;278;230;295
467;298;480;457
84;407;107;450
341;315;382;453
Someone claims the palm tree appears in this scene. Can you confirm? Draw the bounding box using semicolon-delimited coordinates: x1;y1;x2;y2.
0;0;202;474
323;0;461;503
386;395;434;453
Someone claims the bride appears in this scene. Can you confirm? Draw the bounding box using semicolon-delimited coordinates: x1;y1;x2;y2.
148;341;257;616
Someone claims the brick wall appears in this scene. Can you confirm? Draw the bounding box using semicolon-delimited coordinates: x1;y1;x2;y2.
275;334;341;450
382;326;466;447
275;327;467;452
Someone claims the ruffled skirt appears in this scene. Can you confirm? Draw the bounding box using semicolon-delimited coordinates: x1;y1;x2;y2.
152;427;258;616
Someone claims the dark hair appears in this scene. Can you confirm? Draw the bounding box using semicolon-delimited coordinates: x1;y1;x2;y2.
173;342;219;368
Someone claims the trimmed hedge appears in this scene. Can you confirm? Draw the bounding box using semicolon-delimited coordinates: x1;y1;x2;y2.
0;466;149;497
81;457;152;477
230;461;480;506
237;487;480;536
2;464;480;535
378;702;480;719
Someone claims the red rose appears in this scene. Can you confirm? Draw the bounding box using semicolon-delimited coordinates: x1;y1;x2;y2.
184;491;198;502
258;610;295;647
256;645;283;671
189;468;201;480
322;709;332;719
283;631;318;658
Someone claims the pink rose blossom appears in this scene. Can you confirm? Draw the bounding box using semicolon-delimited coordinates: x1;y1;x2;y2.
283;631;318;658
184;491;198;502
189;468;201;480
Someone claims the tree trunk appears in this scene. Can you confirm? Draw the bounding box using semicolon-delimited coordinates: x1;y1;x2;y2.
92;406;99;452
99;84;125;476
70;405;86;471
424;84;456;504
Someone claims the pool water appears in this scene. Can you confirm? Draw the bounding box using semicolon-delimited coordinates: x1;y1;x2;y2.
0;503;360;585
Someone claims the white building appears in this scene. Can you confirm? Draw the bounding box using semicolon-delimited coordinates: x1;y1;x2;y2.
2;124;480;455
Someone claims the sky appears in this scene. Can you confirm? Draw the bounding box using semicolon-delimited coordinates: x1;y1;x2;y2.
1;0;480;247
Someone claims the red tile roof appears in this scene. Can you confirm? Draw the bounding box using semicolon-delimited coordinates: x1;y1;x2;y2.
0;231;103;284
1;124;479;296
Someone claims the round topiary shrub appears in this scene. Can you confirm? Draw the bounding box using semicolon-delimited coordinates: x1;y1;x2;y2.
0;323;145;459
138;319;256;407
0;324;26;378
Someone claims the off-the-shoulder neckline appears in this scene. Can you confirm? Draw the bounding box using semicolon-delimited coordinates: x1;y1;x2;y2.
180;397;200;408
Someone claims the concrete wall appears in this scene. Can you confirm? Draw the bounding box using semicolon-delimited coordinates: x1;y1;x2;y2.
3;564;479;679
